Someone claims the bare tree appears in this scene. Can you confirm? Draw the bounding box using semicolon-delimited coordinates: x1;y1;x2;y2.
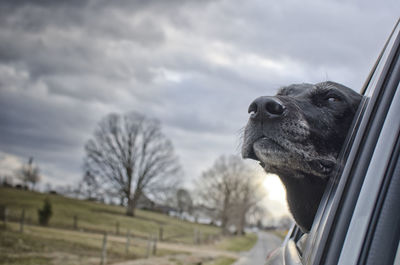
16;157;41;190
196;155;266;234
176;188;193;218
84;112;181;217
232;175;265;235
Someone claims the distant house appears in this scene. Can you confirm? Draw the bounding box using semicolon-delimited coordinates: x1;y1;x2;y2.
136;194;177;214
136;194;156;210
187;204;216;225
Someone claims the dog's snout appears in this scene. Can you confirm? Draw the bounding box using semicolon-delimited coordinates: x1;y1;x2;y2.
248;96;285;120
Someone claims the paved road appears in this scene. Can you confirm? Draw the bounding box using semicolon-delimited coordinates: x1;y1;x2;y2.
233;231;283;265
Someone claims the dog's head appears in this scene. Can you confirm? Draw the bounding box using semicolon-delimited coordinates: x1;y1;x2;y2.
242;81;362;231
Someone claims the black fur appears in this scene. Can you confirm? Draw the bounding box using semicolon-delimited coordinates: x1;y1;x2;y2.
242;81;361;232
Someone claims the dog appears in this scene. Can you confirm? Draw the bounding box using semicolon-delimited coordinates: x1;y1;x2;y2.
242;81;362;232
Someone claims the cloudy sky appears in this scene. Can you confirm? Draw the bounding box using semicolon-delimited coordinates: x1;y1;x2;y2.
0;0;398;215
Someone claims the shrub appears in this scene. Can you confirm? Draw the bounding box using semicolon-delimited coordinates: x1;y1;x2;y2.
38;198;52;226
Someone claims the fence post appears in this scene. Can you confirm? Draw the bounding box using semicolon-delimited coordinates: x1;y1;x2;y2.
125;229;130;255
19;209;25;233
146;234;152;258
152;234;157;256
116;221;120;235
4;206;7;229
159;226;163;241
26;215;31;225
1;206;7;229
193;228;200;244
199;231;203;244
73;215;78;230
100;232;108;265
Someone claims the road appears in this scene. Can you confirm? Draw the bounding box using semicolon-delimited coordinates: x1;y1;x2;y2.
233;231;283;265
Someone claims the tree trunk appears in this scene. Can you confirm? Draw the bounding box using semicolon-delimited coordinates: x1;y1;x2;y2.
126;167;133;215
221;215;230;235
126;191;141;217
221;189;230;235
237;208;246;235
126;198;136;217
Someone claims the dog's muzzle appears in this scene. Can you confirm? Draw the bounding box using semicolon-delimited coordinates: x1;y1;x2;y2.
242;96;285;160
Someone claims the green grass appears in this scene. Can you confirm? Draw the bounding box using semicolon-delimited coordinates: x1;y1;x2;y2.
0;219;181;264
0;225;101;265
204;257;237;265
0;188;256;264
0;255;52;265
0;187;221;244
215;233;258;252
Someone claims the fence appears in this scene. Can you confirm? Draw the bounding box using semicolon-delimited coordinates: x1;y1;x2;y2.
0;204;223;263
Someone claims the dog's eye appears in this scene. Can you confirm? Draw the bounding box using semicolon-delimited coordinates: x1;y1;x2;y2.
326;96;341;102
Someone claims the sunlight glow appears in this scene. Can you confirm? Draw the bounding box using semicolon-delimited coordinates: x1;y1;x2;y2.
263;173;286;202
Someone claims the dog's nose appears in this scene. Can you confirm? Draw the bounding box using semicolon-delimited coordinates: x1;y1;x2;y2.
248;96;285;120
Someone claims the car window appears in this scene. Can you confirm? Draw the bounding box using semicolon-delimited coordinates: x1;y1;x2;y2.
285;19;400;265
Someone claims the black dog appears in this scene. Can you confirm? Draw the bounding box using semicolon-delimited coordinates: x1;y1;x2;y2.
242;81;361;232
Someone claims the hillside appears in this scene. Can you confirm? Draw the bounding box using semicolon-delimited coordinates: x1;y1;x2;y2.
0;188;260;265
0;187;221;243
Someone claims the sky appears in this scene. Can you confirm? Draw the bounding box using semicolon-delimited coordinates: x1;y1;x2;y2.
0;0;398;217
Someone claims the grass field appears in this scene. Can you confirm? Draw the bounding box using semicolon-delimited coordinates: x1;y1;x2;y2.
0;187;221;244
215;233;258;252
0;222;179;265
0;187;256;265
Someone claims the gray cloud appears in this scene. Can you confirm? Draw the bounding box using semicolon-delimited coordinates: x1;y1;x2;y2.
0;0;398;189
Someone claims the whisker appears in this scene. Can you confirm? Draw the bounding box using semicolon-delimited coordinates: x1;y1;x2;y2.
235;126;246;155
